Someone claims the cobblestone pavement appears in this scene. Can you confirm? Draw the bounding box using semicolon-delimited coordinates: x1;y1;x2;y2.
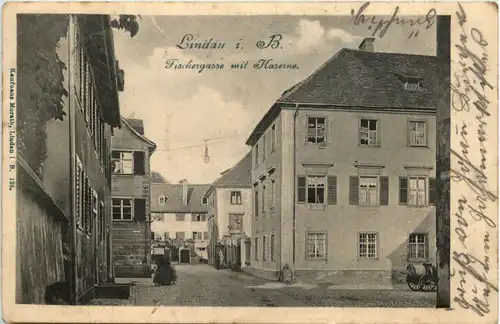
126;264;436;307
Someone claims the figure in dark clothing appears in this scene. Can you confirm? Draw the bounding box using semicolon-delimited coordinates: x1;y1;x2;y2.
153;257;177;286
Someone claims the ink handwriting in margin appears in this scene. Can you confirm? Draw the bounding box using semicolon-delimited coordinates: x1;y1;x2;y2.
350;2;436;39
450;3;498;318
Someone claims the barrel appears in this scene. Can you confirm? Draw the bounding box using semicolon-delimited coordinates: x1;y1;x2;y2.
406;263;431;281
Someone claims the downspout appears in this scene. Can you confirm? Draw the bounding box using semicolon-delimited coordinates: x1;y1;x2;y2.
292;104;300;278
68;15;78;305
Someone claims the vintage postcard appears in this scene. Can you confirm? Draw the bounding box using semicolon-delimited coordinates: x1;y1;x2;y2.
2;1;498;323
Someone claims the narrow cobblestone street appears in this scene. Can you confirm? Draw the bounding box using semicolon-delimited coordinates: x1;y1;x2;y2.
119;264;436;307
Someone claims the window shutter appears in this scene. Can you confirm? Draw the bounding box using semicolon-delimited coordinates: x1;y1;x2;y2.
327;176;337;205
349;176;359;205
134;151;145;175
406;236;411;261
297;176;306;203
379;176;389;206
192;214;197;222
134;198;146;222
399;177;408;205
429;178;437;205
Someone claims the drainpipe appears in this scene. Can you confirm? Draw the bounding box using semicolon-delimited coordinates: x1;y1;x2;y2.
68;15;78;305
292;104;300;279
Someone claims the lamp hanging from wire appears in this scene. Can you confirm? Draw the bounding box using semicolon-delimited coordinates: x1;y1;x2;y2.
203;139;210;164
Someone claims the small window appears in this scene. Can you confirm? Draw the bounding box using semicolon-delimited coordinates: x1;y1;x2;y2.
254;187;259;218
360;119;379;146
255;238;259;260
359;176;378;206
263;134;267;160
163;232;169;240
307;232;327;260
408;177;427;206
307;117;326;144
192;232;202;240
270;234;275;261
404;80;422;91
271;124;276;151
230;191;242;205
112;198;133;221
175;213;185;222
111;151;133;174
229;214;243;232
254;144;259;167
271;180;276;208
176;231;185;239
201;197;208;205
307;176;326;204
408;121;427;146
359;233;378;259
409;233;428;260
261;185;266;214
159;195;168;205
263;236;267;261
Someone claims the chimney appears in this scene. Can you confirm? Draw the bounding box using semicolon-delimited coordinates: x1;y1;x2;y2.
358;37;375;52
179;179;188;206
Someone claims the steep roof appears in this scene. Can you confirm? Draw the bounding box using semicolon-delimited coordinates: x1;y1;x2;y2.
278;49;437;108
214;151;252;188
246;48;437;146
125;118;144;135
121;117;157;152
151;183;211;213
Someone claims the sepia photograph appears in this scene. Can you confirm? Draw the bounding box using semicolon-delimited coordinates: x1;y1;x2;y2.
2;2;498;323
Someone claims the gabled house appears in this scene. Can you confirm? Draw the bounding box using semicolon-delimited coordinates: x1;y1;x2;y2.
150;181;211;262
245;38;438;284
16;14;122;304
111;117;156;278
204;152;253;269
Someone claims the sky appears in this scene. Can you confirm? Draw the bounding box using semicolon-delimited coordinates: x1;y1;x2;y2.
112;15;436;184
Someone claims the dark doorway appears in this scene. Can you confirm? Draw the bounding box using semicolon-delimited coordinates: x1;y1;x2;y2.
236;243;242;268
180;249;191;264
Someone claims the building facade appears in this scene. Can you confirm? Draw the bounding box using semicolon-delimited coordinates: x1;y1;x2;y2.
150;181;210;262
16;14;122;304
205;152;253;269
244;38;438;284
111;117;156;278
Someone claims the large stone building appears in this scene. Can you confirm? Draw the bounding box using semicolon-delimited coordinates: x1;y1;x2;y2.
16;14;122;304
244;38;438;285
205;152;253;269
150;181;210;262
111;117;156;278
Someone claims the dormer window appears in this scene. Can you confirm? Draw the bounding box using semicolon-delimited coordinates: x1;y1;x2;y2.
201;197;208;205
404;80;422;91
159;195;168;205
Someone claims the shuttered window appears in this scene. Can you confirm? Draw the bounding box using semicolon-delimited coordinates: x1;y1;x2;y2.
379;176;389;205
134;151;145;175
134;199;146;222
75;158;83;227
399;178;408;205
297;176;306;203
327;176;337;205
349;176;359;205
429;178;437;205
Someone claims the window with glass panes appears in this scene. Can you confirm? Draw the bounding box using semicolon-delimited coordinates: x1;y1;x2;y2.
306;232;326;259
112;151;133;174
408;121;427;146
408;177;426;206
409;233;428;260
230;191;242;205
359;176;378;206
307;176;326;203
112;198;133;220
307;117;326;144
360;119;379;145
358;233;378;258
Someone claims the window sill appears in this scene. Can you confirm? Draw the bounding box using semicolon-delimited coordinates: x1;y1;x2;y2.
309;204;326;211
112;173;136;176
359;144;381;148
112;219;134;222
408;258;429;263
306;258;327;261
358;257;379;261
408;144;429;148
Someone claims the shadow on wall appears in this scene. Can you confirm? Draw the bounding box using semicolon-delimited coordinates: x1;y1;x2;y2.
387;208;436;288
